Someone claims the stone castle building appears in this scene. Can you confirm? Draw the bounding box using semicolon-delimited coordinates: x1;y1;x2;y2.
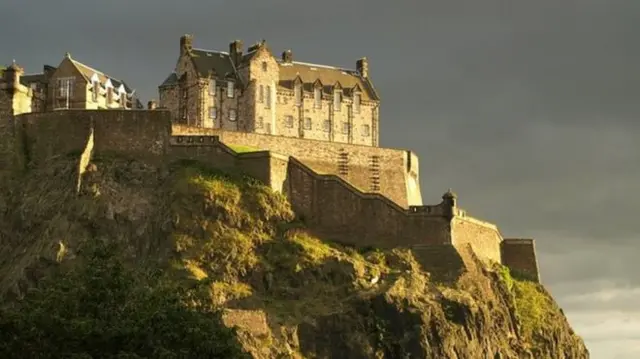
0;37;542;283
0;53;142;117
158;35;380;146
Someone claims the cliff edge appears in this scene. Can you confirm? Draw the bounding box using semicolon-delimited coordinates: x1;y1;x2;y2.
0;155;589;358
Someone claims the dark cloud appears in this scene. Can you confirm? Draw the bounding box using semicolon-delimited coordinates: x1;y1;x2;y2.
1;1;638;356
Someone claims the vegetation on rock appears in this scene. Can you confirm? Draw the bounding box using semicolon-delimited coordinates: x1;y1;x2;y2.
0;155;589;358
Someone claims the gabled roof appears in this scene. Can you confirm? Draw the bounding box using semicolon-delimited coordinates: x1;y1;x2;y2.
190;49;236;80
68;57;134;94
277;60;379;101
159;72;178;88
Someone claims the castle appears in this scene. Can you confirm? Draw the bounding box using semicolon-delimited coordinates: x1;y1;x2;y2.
0;35;540;283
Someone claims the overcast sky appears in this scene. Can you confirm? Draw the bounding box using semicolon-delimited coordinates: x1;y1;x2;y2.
2;1;639;357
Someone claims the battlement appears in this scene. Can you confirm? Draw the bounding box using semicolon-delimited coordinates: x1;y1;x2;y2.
0;109;540;283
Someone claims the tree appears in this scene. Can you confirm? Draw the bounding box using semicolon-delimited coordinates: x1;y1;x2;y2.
0;241;248;359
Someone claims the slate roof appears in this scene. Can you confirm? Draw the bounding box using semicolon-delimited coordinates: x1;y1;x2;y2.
20;73;46;86
277;61;379;101
69;58;134;94
190;49;236;80
170;43;379;101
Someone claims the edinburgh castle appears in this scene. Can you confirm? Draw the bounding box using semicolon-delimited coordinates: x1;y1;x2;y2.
0;34;540;282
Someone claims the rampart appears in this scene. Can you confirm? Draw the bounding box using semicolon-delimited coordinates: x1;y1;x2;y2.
0;109;541;283
172;125;423;208
501;239;540;282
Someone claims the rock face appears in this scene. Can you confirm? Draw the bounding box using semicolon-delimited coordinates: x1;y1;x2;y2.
0;156;589;358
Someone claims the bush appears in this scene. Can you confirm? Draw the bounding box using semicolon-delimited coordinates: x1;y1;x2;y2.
0;241;248;359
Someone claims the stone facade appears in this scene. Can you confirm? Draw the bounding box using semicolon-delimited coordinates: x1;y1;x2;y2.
158;35;380;147
0;55;142;116
0;110;541;283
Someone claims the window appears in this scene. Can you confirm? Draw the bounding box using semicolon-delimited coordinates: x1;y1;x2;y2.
314;87;322;109
209;107;217;119
285;115;294;128
256;116;264;128
342;122;350;134
259;85;264;103
362;124;370;136
92;81;99;102
262;61;268;71
323;120;331;132
227;81;235;98
265;123;272;134
265;85;271;109
120;92;128;108
333;89;342;111
353;93;361;114
208;79;216;95
294;84;302;106
228;108;237;121
106;87;113;104
209;95;215;105
57;77;74;98
304;117;312;130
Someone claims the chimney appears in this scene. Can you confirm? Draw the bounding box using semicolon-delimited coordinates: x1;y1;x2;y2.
3;61;24;90
180;34;193;55
356;57;369;78
147;100;157;110
43;65;56;80
281;50;293;64
229;40;243;65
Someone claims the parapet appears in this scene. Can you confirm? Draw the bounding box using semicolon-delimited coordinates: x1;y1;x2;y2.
501;238;540;282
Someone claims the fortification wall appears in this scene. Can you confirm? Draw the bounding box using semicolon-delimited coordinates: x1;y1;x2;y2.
167;135;288;192
450;214;503;264
16;110;171;165
286;157;450;248
172;125;422;208
501;239;540;282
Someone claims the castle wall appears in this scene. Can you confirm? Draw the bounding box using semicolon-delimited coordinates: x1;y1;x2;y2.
286;157;450;248
172;125;422;207
167;136;288;193
451;215;503;264
16;110;170;165
501;239;540;282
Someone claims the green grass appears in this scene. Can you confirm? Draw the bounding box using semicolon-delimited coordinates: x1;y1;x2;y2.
495;264;552;338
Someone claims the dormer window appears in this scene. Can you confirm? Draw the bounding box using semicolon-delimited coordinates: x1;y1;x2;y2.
106;87;113;104
294;83;302;106
333;89;342;111
92;81;99;102
226;81;235;98
353;92;361;114
314;87;322;109
120;92;127;109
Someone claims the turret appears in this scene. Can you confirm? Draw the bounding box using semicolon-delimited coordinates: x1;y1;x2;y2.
3;61;24;91
442;189;458;219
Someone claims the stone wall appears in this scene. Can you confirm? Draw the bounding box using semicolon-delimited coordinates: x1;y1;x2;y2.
167;135;287;193
17;110;171;165
501;239;541;282
286;157;450;248
172;125;422;207
451;214;503;264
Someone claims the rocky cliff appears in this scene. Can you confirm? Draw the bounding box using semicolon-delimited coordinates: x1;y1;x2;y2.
0;155;589;358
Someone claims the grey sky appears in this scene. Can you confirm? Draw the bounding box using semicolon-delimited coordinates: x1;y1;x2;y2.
2;0;639;356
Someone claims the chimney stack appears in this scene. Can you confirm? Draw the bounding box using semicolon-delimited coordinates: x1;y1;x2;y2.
180;34;193;56
43;65;56;80
281;50;293;64
229;40;243;65
147;100;157;110
356;57;369;78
